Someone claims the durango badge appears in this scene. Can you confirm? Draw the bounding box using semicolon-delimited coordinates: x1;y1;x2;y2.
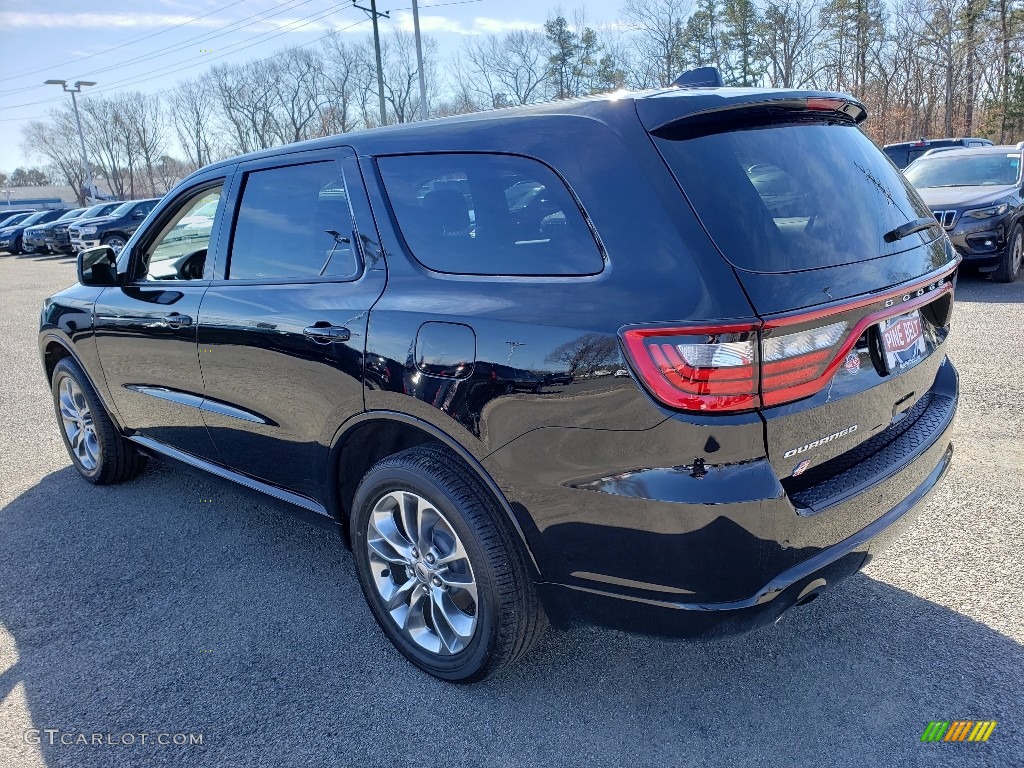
784;425;859;458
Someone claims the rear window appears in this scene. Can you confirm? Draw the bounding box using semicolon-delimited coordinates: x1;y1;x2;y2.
377;153;603;276
653;122;934;273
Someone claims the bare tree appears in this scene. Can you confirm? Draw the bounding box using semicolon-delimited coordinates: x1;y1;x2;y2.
171;77;218;170
21;112;89;204
623;0;694;86
759;0;823;88
460;30;551;108
380;28;440;123
320;33;363;134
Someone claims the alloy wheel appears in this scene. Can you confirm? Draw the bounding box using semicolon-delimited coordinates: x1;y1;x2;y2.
58;377;99;471
365;490;478;655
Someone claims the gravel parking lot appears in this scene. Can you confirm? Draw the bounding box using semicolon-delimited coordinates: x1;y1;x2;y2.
1;252;1021;768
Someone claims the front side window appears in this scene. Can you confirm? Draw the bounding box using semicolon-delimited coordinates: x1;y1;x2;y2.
377;153;603;276
138;186;223;281
228;161;358;281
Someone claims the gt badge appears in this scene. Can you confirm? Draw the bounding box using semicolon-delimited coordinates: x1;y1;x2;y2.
843;353;861;375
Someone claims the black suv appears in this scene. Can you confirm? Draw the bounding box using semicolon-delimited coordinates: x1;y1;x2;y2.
47;201;123;254
883;137;994;169
40;84;959;681
67;198;160;254
904;146;1023;281
33;208;90;253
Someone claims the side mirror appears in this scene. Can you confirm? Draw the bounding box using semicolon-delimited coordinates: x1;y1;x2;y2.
77;246;120;286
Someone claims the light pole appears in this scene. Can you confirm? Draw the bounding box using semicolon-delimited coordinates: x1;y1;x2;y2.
44;79;98;202
353;2;390;127
411;0;428;120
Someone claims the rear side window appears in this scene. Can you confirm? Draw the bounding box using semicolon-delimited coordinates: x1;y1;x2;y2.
228;161;358;281
653;122;934;273
377;153;603;276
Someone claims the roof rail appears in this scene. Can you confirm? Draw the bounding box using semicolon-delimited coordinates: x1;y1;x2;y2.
672;67;725;89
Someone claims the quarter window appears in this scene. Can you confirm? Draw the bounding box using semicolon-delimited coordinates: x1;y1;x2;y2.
377;153;603;276
228;161;359;281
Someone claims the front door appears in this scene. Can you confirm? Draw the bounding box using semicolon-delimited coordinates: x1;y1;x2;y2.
196;147;386;503
93;174;233;460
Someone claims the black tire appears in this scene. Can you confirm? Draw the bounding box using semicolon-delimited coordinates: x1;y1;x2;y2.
350;444;546;682
51;357;147;485
13;236;22;254
992;224;1022;283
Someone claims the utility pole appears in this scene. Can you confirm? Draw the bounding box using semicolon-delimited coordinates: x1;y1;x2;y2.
411;0;428;120
44;79;98;202
354;1;389;127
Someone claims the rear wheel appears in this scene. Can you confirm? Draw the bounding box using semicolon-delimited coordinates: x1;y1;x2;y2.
993;224;1022;283
51;358;147;484
350;445;546;682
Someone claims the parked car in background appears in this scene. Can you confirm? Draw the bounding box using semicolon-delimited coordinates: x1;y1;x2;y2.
41;82;959;682
0;207;39;222
38;208;89;254
50;202;123;254
0;211;37;230
883;137;994;169
68;198;160;254
0;208;69;254
904;145;1023;282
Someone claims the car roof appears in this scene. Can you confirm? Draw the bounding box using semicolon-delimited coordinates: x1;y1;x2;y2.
915;145;1021;159
883;137;992;149
182;86;864;181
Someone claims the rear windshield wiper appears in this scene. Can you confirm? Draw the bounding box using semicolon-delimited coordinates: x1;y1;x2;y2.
883;217;940;243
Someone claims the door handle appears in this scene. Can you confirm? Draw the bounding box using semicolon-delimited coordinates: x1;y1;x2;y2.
163;313;193;328
302;324;351;343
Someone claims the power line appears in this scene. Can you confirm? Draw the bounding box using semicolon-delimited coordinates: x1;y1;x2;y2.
82;5;360;97
0;0;312;98
67;0;322;81
0;0;490;116
0;3;358;109
0;0;251;84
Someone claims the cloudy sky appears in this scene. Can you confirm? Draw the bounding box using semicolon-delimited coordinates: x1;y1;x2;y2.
0;0;623;175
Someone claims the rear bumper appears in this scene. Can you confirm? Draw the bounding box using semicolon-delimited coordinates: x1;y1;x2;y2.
492;358;958;637
538;441;952;637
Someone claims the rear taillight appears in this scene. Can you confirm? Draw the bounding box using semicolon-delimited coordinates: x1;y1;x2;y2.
621;325;759;411
760;321;848;406
621;271;955;413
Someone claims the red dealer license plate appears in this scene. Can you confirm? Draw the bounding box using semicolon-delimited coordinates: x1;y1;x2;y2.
880;310;926;372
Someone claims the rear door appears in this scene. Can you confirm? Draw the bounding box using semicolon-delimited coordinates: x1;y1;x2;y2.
196;146;386;503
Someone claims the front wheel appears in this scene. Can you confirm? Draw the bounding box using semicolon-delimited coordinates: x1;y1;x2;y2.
350;445;546;682
993;224;1022;283
51;358;147;484
12;236;22;254
102;234;127;254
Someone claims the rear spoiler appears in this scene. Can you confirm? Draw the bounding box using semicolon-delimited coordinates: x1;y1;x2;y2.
637;90;868;138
